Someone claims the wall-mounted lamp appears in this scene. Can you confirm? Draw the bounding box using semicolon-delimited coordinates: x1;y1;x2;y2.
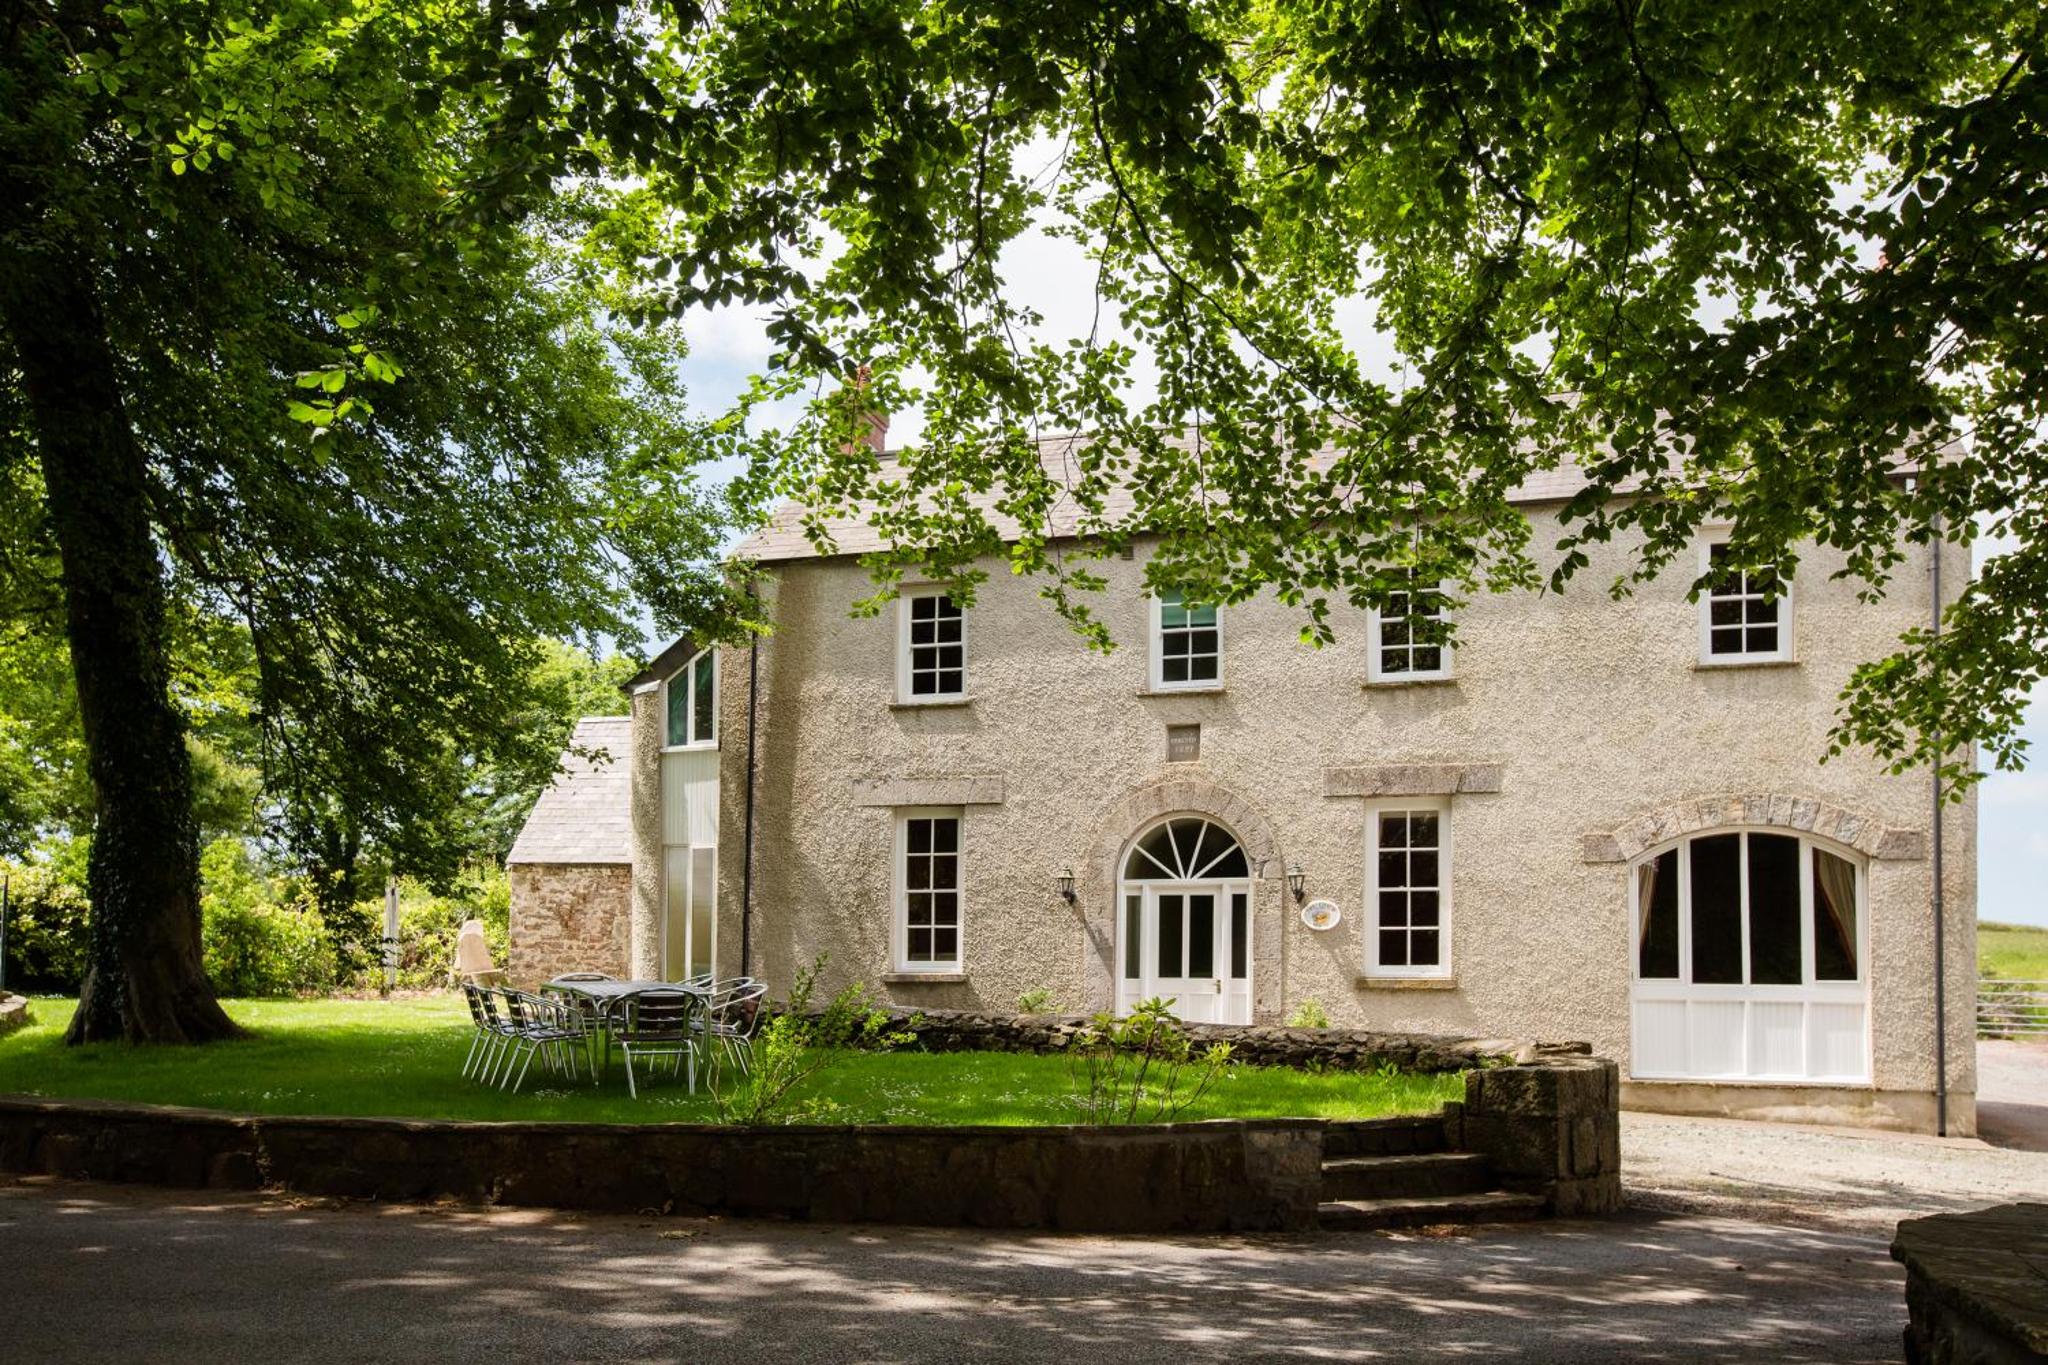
1055;866;1077;905
1286;862;1307;905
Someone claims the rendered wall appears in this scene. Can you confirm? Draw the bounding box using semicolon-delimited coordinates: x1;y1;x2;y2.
717;508;1977;1133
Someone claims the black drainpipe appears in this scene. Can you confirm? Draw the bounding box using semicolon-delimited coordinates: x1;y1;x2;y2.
740;628;761;977
1930;516;1947;1137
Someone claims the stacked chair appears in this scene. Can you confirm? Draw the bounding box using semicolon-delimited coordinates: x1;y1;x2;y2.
460;983;590;1092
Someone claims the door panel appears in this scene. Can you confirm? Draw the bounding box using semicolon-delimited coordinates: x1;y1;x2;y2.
1140;886;1241;1024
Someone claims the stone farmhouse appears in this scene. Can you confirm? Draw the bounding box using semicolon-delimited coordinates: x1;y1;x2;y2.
508;434;1978;1135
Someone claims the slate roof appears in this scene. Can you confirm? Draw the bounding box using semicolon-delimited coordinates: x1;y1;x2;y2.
623;634;704;692
732;429;1613;564
506;715;634;866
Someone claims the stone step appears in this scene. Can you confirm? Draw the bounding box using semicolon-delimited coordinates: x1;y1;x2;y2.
1317;1190;1548;1232
1322;1118;1448;1159
1320;1151;1495;1201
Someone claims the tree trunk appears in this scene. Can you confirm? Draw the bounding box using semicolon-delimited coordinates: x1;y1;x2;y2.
0;253;241;1044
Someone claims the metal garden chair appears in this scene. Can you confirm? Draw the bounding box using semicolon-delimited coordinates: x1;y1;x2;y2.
614;988;704;1098
494;989;586;1093
470;983;519;1086
541;974;615;1079
699;978;770;1076
460;982;499;1081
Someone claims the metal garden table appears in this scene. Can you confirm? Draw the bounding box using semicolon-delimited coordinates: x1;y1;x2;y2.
544;978;712;1083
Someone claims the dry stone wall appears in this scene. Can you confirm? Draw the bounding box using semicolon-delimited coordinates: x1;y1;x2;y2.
830;1005;1561;1073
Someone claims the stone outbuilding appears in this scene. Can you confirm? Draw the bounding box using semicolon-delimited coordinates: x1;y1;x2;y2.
506;714;634;982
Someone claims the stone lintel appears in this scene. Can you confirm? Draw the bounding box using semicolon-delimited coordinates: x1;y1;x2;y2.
1322;763;1504;799
852;776;1005;807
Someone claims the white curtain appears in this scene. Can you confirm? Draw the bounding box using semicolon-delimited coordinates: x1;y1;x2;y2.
1636;857;1661;944
1813;849;1859;976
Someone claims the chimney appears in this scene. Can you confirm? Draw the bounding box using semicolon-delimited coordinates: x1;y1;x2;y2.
840;364;890;457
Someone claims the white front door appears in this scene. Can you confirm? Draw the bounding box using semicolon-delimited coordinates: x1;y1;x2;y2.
1117;815;1256;1025
1120;881;1252;1025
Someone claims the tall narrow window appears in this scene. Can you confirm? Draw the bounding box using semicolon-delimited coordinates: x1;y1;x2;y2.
1153;589;1220;690
1700;539;1791;663
1368;580;1452;681
1365;802;1449;977
900;591;965;700
666;648;717;747
897;810;962;970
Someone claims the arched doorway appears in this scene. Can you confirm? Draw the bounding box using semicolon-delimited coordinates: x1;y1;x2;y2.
1117;815;1253;1024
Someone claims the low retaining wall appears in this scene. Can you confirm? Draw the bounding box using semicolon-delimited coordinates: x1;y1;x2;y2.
1893;1204;2048;1364
1453;1056;1624;1216
854;1006;1560;1073
0;1053;1625;1229
0;1097;1325;1232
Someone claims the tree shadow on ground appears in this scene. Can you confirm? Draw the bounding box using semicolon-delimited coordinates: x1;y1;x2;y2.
5;1177;1905;1364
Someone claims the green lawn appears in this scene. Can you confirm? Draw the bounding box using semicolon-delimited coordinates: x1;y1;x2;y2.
1981;920;2048;981
0;996;1463;1126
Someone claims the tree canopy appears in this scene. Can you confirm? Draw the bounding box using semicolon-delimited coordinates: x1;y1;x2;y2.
474;0;2041;790
1;0;739;1039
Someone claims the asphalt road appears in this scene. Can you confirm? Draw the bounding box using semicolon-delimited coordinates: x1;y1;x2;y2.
5;1175;1905;1364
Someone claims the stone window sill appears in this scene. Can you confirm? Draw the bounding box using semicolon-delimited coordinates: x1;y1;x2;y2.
881;972;969;985
1362;676;1458;691
1694;658;1799;672
1355;975;1459;991
1136;686;1226;698
889;697;976;710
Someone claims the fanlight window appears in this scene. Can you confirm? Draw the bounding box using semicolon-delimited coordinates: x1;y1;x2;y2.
1123;818;1250;881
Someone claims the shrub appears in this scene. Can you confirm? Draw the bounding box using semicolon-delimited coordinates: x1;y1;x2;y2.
1067;997;1235;1124
710;955;912;1124
1287;998;1331;1029
0;846;92;993
1015;987;1058;1014
200;839;336;997
348;865;509;990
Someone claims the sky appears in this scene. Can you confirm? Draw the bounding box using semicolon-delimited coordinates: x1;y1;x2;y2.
672;234;2047;932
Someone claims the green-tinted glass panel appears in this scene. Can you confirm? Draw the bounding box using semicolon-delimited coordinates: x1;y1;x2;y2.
692;651;715;743
666;676;689;747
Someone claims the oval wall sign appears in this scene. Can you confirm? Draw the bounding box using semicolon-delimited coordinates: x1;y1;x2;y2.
1300;898;1342;931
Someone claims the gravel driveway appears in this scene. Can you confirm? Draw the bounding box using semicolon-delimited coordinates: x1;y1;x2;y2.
1623;1039;2048;1230
1622;1110;2048;1231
